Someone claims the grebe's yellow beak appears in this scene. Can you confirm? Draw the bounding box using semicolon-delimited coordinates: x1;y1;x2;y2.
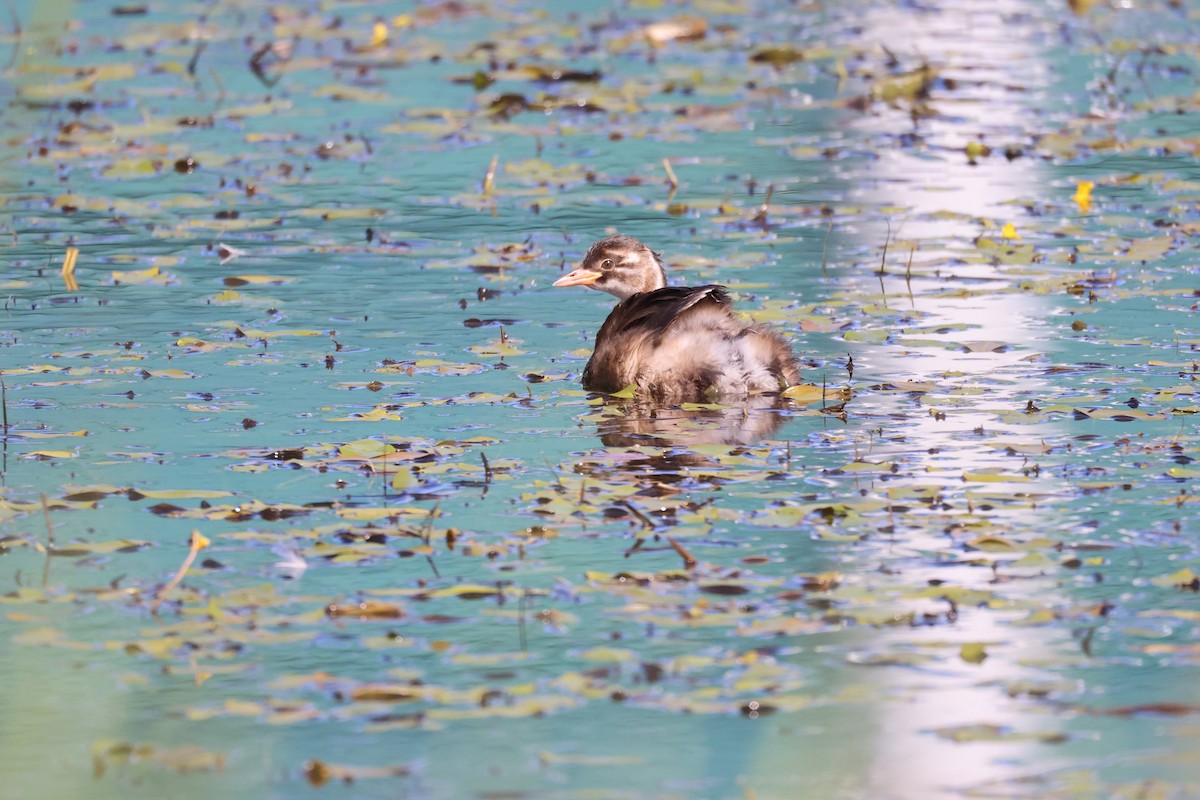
552;268;603;288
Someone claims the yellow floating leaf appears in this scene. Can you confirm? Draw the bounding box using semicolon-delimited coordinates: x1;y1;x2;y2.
224;698;266;716
23;450;78;459
336;506;432;521
1012;609;1059;626
962;469;1031;483
390;468;417;491
174;337;249;353
1166;467;1200;479
267;707;322;725
608;384;637;399
148;744;226;773
50;539;150;555
843;329;889;344
930;724;1064;744
327;600;404;619
578;646;636;663
110;266;161;284
426;584;502;599
92;63;138;81
350;684;424;703
329;406;405;422
146;369;197;379
965;535;1018;552
1073;180;1095;212
297;207;388;220
135;489;235;501
961;341;1008;353
29;379;95;387
960;643;989;664
19;76;96;99
449;436;501;445
337;439;397;460
217;99;294;119
1150;568;1199;589
468;342;527;357
244;132;299;143
780;383;827;404
870;65;937;105
12;626;69;646
102;159;160;179
1011;552;1055;568
964;141;991;164
366;21;388;48
312;85;391;103
222;327;325;339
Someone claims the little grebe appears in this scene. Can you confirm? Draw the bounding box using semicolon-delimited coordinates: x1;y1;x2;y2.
553;235;801;403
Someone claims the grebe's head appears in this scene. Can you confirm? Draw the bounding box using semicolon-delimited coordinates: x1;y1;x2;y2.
552;235;668;301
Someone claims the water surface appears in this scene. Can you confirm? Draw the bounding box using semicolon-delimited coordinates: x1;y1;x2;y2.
2;1;1199;798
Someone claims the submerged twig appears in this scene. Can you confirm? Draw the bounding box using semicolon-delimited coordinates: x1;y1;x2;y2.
379;446;389;505
820;215;833;278
618;499;654;529
905;244;915;308
751;184;774;226
61;247;79;292
40;492;55;547
543;458;567;493
187;40;207;77
40;492;54;587
665;536;697;570
623;537;645;559
878;219;890;308
209;67;226;108
480;450;492;484
150;530;210;614
3;0;20;73
662;157;678;189
482;154;499;195
249;41;284;88
419;502;440;546
189;652;212;687
1;377;6;478
518;590;528;652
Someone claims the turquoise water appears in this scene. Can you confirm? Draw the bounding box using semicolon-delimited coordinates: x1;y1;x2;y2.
2;1;1199;798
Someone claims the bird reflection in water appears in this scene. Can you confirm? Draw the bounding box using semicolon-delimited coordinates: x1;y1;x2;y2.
594;395;790;450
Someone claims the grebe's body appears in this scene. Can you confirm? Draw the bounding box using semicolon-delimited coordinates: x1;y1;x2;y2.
553;235;800;404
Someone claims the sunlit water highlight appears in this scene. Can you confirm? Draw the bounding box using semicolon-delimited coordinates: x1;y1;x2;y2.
2;1;1199;798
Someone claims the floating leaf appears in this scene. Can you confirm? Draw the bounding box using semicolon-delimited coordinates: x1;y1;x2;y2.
929;724;1065;744
960;643;989;664
22;450;79;459
1150;569;1200;590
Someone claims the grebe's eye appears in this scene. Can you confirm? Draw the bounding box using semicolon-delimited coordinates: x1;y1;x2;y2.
600;259;614;270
